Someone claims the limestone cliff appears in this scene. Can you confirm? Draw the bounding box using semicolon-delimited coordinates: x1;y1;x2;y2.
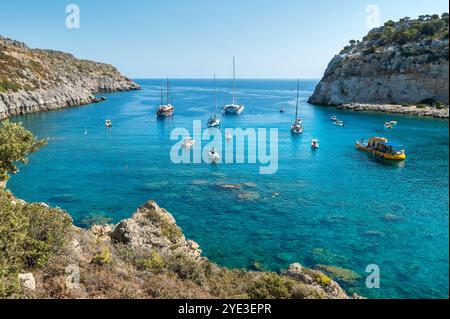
309;14;449;109
0;35;140;119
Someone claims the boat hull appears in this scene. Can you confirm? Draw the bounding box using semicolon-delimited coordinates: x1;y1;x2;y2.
356;143;406;161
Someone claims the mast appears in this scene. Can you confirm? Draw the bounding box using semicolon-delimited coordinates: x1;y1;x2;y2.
232;56;236;105
214;73;217;116
160;83;163;106
166;78;170;105
295;79;299;122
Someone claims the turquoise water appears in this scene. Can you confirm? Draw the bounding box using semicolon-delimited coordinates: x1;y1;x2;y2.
8;79;449;299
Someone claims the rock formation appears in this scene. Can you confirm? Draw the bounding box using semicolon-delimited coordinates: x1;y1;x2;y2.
309;14;449;116
0;35;140;119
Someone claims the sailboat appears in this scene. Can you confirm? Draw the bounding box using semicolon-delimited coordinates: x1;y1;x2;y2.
222;57;244;115
156;78;174;117
291;79;304;135
207;74;221;127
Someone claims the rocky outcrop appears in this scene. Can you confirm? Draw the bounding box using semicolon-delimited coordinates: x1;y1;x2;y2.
110;201;203;260
0;35;140;119
337;103;449;118
309;14;449;115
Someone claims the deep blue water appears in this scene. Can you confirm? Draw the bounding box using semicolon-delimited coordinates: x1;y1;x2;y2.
8;79;449;299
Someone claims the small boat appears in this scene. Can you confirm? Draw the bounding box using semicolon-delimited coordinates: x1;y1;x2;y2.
311;139;320;149
280;107;285;113
291;79;304;135
334;120;344;127
105;120;112;128
225;133;232;141
356;137;406;161
157;78;174;117
182;137;195;149
384;122;393;129
222;57;245;115
208;148;220;163
331;116;338;121
207;74;221;127
390;121;398;125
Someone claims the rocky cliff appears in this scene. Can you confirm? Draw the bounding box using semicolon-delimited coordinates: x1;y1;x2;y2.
309;14;449;113
0;35;140;119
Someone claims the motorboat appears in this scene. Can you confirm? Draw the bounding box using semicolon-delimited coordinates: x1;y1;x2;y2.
356;137;406;161
182;137;195;149
331;116;338;121
311;139;320;149
105;120;112;128
334;120;344;127
208;148;220;163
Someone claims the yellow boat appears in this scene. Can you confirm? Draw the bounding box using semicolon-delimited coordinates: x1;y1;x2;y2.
356;137;406;161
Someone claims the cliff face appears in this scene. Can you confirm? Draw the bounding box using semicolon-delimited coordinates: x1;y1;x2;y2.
309;14;449;107
0;35;140;119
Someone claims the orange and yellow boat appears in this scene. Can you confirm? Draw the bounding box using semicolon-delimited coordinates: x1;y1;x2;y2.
356;137;406;161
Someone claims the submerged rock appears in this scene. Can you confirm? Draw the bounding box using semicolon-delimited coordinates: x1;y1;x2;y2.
316;265;362;285
237;191;261;201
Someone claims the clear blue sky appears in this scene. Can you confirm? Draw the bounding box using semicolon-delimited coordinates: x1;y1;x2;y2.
0;0;448;78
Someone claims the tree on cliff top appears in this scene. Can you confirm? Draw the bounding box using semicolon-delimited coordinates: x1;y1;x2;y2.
0;120;47;182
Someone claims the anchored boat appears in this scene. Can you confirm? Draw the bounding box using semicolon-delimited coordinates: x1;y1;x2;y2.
356;137;406;161
157;78;174;117
222;57;244;115
291;79;304;135
208;148;220;164
311;139;320;149
207;74;221;127
182;137;195;149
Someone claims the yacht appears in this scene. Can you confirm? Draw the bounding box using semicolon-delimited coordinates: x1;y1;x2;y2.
291;79;304;135
222;57;244;115
157;79;174;117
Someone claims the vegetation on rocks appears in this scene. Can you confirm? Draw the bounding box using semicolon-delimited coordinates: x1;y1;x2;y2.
310;13;449;109
0;120;47;182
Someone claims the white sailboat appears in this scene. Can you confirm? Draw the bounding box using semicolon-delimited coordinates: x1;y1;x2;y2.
222;57;244;115
207;74;221;127
291;79;304;135
156;78;174;117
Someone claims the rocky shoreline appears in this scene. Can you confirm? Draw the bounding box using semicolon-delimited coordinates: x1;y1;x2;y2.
0;81;140;120
0;35;140;120
317;102;449;119
2;189;360;299
309;15;449;112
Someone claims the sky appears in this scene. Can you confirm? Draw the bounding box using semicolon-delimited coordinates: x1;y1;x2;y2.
0;0;448;79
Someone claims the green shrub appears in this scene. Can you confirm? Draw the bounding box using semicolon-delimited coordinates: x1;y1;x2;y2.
91;246;111;266
22;204;72;267
248;273;293;299
416;104;428;109
137;250;164;274
0;120;47;182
